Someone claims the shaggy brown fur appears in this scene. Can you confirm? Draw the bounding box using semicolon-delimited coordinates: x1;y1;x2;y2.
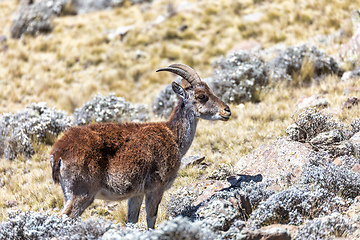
50;63;230;229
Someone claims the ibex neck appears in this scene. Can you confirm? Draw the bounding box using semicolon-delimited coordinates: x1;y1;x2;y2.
167;99;199;159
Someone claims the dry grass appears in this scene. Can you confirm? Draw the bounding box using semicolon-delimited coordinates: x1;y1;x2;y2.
1;0;360;226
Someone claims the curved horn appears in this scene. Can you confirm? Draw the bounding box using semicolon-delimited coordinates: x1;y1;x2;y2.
156;63;201;86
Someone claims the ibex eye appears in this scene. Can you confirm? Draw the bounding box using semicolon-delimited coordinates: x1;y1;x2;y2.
198;94;205;99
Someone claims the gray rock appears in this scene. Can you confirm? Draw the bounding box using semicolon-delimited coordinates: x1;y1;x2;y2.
295;95;330;109
181;155;205;168
310;129;344;145
239;224;296;240
234;138;313;185
342;96;359;109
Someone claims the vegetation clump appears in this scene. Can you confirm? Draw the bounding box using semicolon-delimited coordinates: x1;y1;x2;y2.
152;78;180;118
0;210;112;240
295;213;355;240
11;0;68;38
0;102;72;160
287;108;360;142
250;186;345;227
73;93;149;125
270;44;344;85
209;51;270;104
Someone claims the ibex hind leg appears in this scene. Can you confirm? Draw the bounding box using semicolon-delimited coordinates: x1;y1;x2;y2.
127;194;145;224
145;189;165;229
60;194;95;218
59;169;96;218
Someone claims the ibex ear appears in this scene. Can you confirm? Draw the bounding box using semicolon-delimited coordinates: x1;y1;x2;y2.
181;79;191;90
172;81;188;99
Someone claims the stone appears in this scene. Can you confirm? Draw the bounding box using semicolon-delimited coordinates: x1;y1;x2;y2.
227;40;262;54
242;12;264;23
234;138;312;184
352;163;360;174
227;174;263;187
107;25;134;40
339;28;360;63
310;129;343;145
181;155;205;168
192;180;231;206
295;95;330;109
332;157;344;166
342;96;359;109
238;224;298;240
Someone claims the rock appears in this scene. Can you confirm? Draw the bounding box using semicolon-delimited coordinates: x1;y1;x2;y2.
107;25;134;40
227;174;263;187
352;163;360;173
242;12;264;23
234;138;312;184
343;86;360;95
181;155;205;168
310;129;343;145
191;181;231;206
286;123;307;142
332;157;344;166
0;35;7;43
322;107;342;115
310;130;354;157
152;78;181;118
350;132;360;144
238;224;298;240
295;95;330;109
342;96;359;109
227;40;262;54
73;93;149;125
340;68;360;81
208;163;234;180
340;28;360;64
5;200;17;208
295;212;356;240
69;0;124;15
196;198;241;231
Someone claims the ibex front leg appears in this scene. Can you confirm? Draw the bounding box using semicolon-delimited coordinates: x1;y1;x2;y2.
127;194;145;224
145;189;165;229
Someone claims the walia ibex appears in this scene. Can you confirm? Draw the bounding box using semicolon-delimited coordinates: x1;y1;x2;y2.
50;63;231;229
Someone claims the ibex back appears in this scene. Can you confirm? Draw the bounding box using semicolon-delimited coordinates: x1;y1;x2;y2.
50;63;231;229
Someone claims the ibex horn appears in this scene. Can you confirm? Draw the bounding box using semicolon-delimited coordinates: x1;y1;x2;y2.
156;63;201;86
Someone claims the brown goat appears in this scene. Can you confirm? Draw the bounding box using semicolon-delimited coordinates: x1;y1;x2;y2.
50;63;231;229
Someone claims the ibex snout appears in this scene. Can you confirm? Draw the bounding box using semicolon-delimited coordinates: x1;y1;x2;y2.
219;105;231;121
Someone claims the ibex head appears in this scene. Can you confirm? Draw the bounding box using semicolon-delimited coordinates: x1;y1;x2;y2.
156;63;231;121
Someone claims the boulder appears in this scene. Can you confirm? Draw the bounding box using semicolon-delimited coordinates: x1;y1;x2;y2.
234;138;312;184
238;224;298;240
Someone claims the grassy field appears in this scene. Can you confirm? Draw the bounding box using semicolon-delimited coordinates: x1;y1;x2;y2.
1;0;360;226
